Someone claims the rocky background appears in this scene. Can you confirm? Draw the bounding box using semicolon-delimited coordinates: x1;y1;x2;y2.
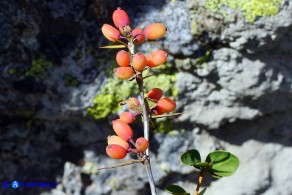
1;0;292;195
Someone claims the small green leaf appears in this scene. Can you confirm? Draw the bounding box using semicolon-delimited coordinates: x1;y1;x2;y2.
198;188;207;195
205;150;239;177
165;185;190;195
181;149;201;166
194;162;209;169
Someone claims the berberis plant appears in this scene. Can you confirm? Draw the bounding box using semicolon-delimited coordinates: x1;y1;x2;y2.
99;7;239;195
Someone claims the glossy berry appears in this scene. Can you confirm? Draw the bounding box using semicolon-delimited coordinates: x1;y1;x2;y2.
114;67;134;80
147;50;168;67
135;137;149;152
155;97;176;114
147;88;163;101
101;24;120;42
116;50;130;67
112;119;133;141
143;23;167;40
132;53;147;72
120;112;135;124
132;28;145;44
107;135;130;150
112;7;130;28
106;144;128;159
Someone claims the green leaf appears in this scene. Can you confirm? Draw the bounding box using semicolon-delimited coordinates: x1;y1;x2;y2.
165;185;190;195
198;188;207;195
194;162;209;169
181;149;201;166
205;150;239;177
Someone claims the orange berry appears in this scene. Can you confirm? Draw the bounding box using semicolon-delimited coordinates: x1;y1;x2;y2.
132;53;147;72
147;88;163;101
155;97;176;114
143;23;167;40
114;67;134;80
107;135;130;150
116;50;130;67
112;7;130;28
120;112;135;124
135;137;149;152
147;50;168;67
106;144;128;159
132;28;145;44
101;24;120;42
112;119;133;141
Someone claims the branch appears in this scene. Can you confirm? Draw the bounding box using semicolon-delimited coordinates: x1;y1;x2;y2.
128;40;157;195
195;170;205;195
97;158;145;170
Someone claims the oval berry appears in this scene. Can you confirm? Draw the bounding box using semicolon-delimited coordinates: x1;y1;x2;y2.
114;67;134;80
143;23;167;40
101;24;120;42
132;53;147;72
147;50;168;67
106;144;127;159
107;135;130;150
132;28;145;44
116;50;130;67
112;119;133;141
155;97;176;114
120;112;135;124
147;88;163;101
112;7;130;28
135;137;149;153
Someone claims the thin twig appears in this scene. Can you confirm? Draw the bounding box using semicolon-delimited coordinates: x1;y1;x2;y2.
151;112;183;119
97;159;145;171
195;170;205;195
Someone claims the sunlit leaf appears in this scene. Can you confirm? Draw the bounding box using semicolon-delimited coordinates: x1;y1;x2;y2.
165;185;190;195
181;149;201;166
205;150;239;177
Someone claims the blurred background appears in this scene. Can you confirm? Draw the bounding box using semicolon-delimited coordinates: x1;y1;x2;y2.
1;0;292;194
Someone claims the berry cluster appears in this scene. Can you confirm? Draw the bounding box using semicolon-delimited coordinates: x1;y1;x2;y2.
101;8;168;80
147;88;176;115
101;8;176;160
106;107;149;159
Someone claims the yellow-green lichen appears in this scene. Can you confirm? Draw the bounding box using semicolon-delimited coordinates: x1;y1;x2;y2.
205;0;282;22
25;56;52;77
87;71;177;120
64;75;79;87
8;67;16;75
87;77;137;120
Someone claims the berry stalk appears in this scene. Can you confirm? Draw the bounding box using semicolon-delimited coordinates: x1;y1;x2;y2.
128;39;157;195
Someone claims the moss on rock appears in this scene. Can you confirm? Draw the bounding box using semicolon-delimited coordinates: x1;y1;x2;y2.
205;0;282;22
87;71;177;120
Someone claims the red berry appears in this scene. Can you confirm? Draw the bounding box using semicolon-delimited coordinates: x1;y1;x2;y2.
147;88;163;101
155;97;176;114
114;67;134;80
132;28;145;44
101;24;120;42
112;119;133;141
143;23;167;40
147;50;168;67
132;53;147;72
107;135;130;150
116;50;130;67
135;137;149;152
112;7;130;28
106;144;128;159
120;112;135;124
